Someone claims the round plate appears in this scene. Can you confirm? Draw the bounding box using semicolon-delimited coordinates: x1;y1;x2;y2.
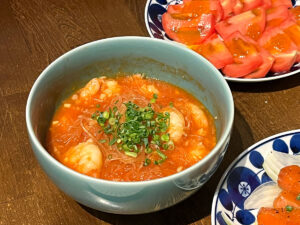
211;129;300;225
144;0;300;83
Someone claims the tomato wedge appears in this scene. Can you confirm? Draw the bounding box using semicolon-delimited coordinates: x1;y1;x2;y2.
257;208;300;225
162;12;215;45
259;27;298;72
219;0;234;18
261;0;272;9
240;0;263;12
219;0;244;18
271;0;293;8
277;165;300;195
182;0;224;22
244;49;274;78
215;7;266;40
290;6;300;26
222;32;263;77
189;34;234;69
281;20;300;62
265;6;290;31
273;191;300;209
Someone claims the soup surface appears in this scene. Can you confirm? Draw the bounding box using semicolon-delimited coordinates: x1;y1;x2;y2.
47;74;216;181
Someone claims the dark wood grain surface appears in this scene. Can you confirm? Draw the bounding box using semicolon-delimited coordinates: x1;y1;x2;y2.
0;0;299;224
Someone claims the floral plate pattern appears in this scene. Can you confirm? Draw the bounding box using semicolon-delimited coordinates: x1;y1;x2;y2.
144;0;300;83
211;130;300;225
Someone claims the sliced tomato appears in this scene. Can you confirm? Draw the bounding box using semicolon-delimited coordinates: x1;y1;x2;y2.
167;4;185;14
261;0;272;9
239;0;263;12
267;6;290;21
273;191;300;209
190;34;234;69
257;208;300;225
244;49;274;78
282;19;300;62
270;0;293;8
265;6;290;31
169;1;211;14
181;0;223;22
233;0;244;14
219;0;236;18
222;32;263;77
259;27;298;72
290;6;300;26
162;12;215;45
216;7;266;40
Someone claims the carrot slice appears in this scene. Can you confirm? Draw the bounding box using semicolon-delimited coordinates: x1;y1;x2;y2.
257;207;300;225
273;191;300;209
278;165;300;194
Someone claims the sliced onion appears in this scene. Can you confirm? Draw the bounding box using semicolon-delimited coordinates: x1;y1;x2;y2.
262;150;300;182
244;181;282;210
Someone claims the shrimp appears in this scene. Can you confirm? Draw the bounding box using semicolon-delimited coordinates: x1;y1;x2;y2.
99;79;120;101
79;78;100;98
140;84;159;98
187;103;209;135
163;107;185;142
189;141;208;161
63;141;103;178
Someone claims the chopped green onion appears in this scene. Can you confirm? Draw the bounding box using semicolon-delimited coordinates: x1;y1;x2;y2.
125;151;137;158
122;144;130;151
169;102;173;107
162;143;169;150
150;98;156;104
109;138;116;146
145;147;152;154
286;205;293;212
91;98;173;163
96;104;100;108
155;149;167;164
153;93;158;99
161;134;169;142
109;118;116;125
168;140;174;150
297;194;300;201
144;158;151;166
99;139;106;143
103;111;109;119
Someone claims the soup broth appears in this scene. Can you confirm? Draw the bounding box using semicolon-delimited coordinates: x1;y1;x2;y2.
47;74;216;181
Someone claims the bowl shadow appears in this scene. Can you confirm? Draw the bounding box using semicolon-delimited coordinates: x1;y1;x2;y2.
79;108;253;225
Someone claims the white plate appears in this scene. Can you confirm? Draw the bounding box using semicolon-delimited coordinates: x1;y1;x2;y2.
144;0;300;82
211;129;300;225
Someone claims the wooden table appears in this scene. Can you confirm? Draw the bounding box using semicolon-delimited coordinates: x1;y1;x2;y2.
0;0;299;224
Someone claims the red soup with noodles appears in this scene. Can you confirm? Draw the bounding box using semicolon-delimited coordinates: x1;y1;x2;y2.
46;74;217;181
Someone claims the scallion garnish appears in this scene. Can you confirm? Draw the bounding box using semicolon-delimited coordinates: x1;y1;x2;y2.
286;205;293;212
125;151;138;158
297;194;300;201
91;96;173;164
144;158;151;166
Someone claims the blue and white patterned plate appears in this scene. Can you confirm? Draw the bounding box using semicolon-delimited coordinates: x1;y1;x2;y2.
211;130;300;225
144;0;300;83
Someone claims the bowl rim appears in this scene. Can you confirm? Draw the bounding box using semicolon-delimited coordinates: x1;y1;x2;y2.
26;36;234;186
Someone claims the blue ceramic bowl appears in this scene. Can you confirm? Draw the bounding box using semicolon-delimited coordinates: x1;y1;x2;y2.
26;36;234;214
